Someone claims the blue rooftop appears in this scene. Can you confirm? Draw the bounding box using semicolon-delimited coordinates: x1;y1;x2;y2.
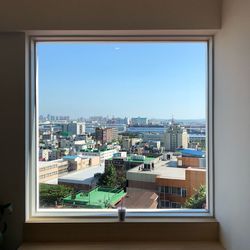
63;155;80;160
176;148;205;158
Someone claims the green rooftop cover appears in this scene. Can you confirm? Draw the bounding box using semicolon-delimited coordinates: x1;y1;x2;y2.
63;187;126;208
126;156;155;164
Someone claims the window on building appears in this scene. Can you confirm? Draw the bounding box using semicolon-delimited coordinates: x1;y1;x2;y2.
27;36;213;218
181;188;187;197
171;202;181;208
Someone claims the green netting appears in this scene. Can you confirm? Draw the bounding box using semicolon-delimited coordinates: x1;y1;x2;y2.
63;187;126;208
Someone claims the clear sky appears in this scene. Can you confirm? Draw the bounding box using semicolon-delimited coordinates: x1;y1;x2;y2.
38;42;207;119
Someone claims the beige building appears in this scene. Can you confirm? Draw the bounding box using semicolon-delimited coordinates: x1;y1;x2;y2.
39;159;69;183
122;137;141;151
63;155;100;172
163;124;189;152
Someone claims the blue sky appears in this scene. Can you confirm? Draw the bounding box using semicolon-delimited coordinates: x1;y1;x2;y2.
38;42;207;119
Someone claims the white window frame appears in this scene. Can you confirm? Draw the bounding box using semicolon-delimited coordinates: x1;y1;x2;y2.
25;32;214;221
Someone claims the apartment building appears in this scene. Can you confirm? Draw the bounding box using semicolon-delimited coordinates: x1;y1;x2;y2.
95;127;112;144
163;123;189;152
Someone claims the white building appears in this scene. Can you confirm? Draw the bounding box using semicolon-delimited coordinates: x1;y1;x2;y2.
39;149;52;161
80;148;119;163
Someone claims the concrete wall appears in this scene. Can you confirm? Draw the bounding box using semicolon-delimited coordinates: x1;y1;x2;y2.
0;33;25;249
2;0;243;249
214;0;250;249
0;0;221;31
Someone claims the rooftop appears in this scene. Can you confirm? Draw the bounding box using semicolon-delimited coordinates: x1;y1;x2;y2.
116;188;158;209
58;164;105;185
38;159;65;167
63;155;80;160
126;155;156;164
63;187;126;208
127;159;185;181
176;148;205;158
81;148;116;153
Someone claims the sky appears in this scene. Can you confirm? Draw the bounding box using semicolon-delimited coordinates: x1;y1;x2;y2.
38;42;207;119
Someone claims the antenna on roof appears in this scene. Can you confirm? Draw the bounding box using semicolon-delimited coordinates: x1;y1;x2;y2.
171;114;175;125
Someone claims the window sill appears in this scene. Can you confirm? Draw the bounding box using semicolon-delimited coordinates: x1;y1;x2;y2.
23;218;219;242
20;241;225;250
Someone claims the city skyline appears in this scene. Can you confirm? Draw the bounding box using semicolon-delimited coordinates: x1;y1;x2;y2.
38;42;207;119
39;113;206;122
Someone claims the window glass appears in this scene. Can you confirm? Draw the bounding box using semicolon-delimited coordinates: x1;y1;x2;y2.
37;41;207;210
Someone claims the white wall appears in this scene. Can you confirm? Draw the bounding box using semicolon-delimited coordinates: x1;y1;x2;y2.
214;0;250;249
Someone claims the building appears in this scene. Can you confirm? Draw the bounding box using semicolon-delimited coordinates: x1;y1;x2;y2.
105;154;159;172
126;159;205;208
95;127;116;144
58;164;105;191
63;187;126;208
105;123;127;133
156;167;206;208
59;139;72;148
131;117;148;126
104;154;159;187
39;159;69;183
176;148;206;169
39;149;51;161
148;141;161;150
115;187;158;209
142;133;164;144
121;137;141;151
80;148;119;163
63;155;100;172
163;123;189;152
188;134;206;149
63;122;85;135
49;149;60;161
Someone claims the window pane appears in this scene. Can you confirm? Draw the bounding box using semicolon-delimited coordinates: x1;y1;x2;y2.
37;41;207;210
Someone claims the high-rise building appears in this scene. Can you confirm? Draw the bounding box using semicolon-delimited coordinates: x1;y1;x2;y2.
95;127;113;144
163;122;189;152
65;122;85;135
95;127;118;144
111;127;118;141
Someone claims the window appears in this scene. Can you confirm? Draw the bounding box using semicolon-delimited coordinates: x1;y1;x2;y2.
171;202;181;208
26;35;213;219
165;186;172;194
181;188;187;197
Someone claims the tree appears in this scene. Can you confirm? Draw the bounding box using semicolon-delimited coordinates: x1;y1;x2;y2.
117;175;127;189
97;164;117;188
184;185;206;209
39;183;73;207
